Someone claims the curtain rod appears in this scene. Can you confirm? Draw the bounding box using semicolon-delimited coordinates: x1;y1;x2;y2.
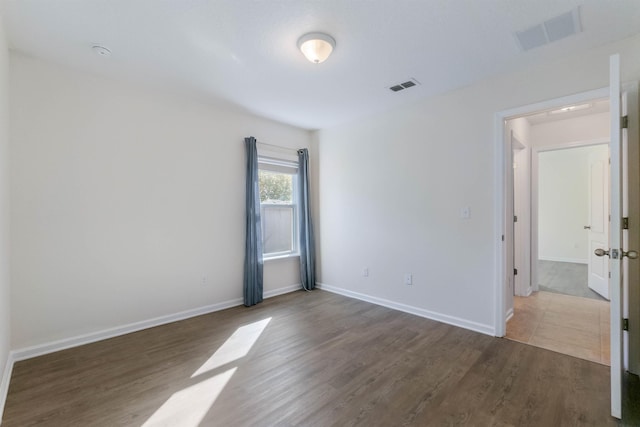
256;141;301;153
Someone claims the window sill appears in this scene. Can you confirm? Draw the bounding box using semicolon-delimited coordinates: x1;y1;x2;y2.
264;253;300;262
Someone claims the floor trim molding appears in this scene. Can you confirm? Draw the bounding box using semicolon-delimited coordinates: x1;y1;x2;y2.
11;284;301;363
1;283;301;422
316;283;495;336
506;307;514;322
0;352;15;424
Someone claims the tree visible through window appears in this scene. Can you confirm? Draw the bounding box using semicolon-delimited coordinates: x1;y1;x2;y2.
258;160;298;257
259;172;292;203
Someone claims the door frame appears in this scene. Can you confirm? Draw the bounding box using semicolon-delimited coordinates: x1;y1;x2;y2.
531;139;609;296
512;135;531;298
494;87;609;337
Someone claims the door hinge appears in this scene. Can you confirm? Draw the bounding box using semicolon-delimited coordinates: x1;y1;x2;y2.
502;235;504;241
514;268;518;276
514;215;518;223
623;318;629;331
623;217;629;230
622;115;628;129
609;271;611;279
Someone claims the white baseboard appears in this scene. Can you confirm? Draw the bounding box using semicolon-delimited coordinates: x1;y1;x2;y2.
538;256;588;264
316;283;495;336
505;307;514;322
11;284;301;363
514;286;533;297
0;352;15;425
264;283;300;299
0;284;304;422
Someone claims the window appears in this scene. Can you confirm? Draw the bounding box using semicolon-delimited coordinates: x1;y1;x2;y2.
258;157;298;259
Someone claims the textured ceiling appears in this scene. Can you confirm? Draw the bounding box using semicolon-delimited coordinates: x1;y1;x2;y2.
3;0;640;130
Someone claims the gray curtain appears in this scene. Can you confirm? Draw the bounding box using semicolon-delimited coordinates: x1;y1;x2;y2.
298;148;316;290
243;136;263;306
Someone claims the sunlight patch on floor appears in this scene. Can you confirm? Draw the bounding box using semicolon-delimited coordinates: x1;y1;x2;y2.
142;317;272;426
142;367;237;427
191;317;272;378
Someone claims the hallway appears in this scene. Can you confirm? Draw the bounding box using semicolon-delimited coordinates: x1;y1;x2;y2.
506;291;610;365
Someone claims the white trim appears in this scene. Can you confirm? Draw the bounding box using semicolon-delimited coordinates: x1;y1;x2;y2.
0;283;301;421
534;138;609;153
264;283;301;298
538;256;588;264
0;352;15;424
12;299;238;361
316;283;495;336
264;253;300;262
9;284;300;363
494;87;610;337
505;308;514;322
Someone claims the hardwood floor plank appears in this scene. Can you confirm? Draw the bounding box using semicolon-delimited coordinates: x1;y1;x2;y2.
2;290;623;426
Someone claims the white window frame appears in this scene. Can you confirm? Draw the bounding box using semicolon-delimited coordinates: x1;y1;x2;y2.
258;156;299;260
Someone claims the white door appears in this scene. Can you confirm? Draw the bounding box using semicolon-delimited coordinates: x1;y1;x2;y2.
605;53;624;419
587;145;609;299
505;131;515;317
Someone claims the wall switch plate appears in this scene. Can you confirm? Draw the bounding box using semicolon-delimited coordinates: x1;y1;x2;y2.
404;273;412;285
363;268;369;277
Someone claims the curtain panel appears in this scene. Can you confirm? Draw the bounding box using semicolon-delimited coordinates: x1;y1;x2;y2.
298;148;316;291
243;136;264;306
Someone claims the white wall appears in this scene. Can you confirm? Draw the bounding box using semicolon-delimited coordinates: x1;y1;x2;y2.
530;112;609;264
316;34;640;334
10;54;311;349
0;5;12;413
530;112;609;148
538;146;605;263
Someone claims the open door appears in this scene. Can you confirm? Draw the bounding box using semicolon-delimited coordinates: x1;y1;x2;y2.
598;53;636;419
587;145;610;299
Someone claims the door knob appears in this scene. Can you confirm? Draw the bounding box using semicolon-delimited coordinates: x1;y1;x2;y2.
594;248;610;257
623;250;639;259
584;225;591;229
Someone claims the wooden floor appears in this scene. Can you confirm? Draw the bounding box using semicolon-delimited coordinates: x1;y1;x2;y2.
2;290;620;426
506;291;610;365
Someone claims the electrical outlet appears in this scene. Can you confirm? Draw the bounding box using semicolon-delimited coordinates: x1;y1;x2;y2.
363;268;369;277
201;276;207;286
404;273;412;286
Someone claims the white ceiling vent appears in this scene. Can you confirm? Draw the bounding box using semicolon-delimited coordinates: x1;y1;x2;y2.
388;78;420;93
515;7;581;52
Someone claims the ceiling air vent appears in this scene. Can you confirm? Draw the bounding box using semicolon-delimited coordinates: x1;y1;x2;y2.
388;78;420;93
515;7;581;52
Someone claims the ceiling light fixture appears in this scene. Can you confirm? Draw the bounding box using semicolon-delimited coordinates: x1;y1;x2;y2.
549;103;591;114
297;33;335;64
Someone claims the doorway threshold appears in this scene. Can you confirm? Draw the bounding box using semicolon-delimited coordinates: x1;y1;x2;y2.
506;291;610;366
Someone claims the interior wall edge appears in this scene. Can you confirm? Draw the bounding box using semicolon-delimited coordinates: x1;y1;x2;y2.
316;283;495;337
0;352;14;424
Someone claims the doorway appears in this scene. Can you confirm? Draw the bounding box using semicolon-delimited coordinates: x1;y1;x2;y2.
537;144;609;301
504;103;612;365
495;64;639;419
